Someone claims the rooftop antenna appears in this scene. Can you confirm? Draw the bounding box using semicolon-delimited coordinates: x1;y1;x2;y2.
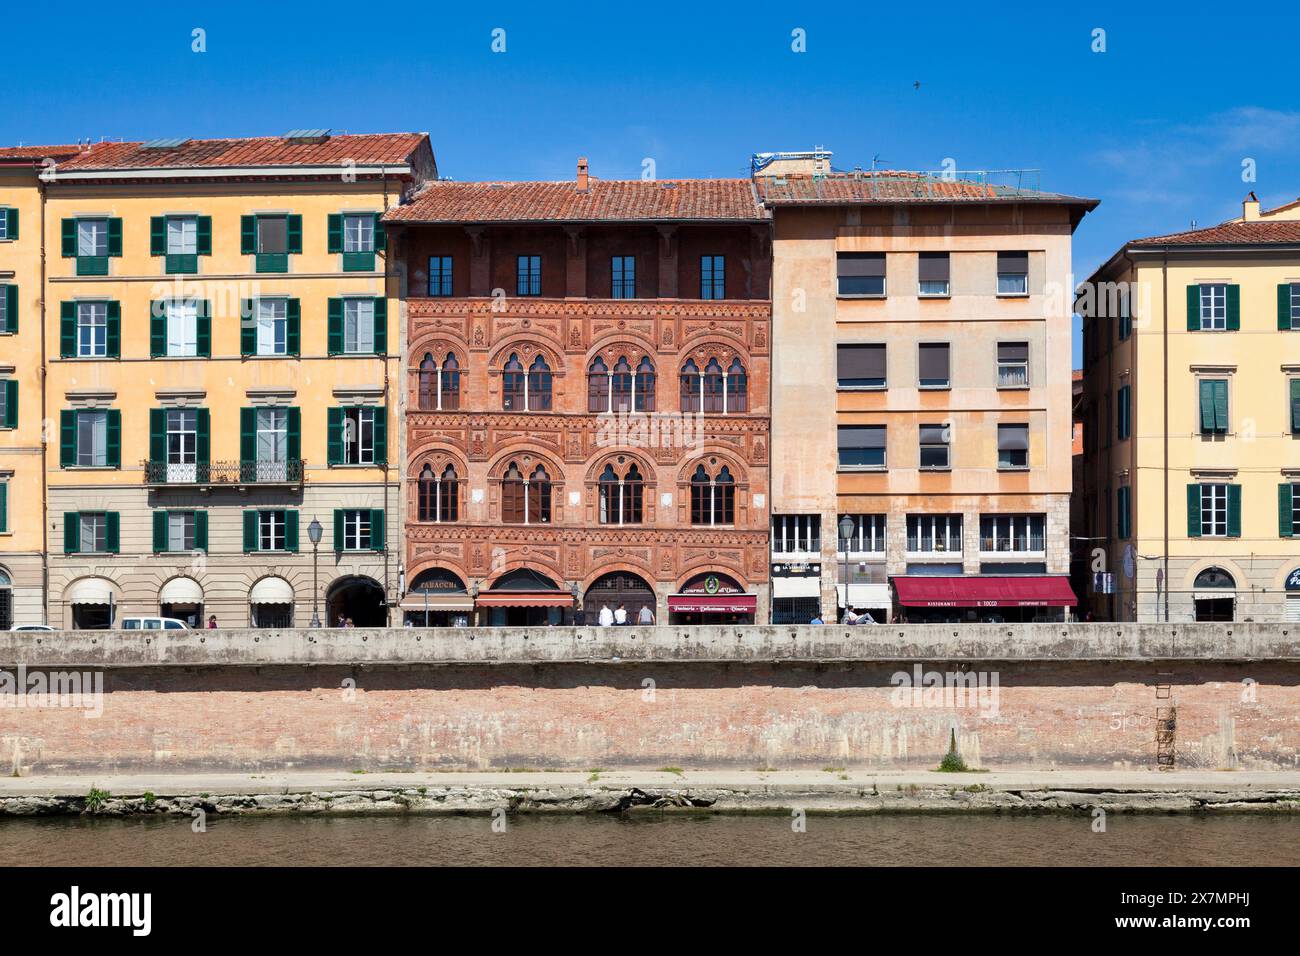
870;154;892;172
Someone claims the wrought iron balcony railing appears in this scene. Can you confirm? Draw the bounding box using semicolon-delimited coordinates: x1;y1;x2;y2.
142;459;305;488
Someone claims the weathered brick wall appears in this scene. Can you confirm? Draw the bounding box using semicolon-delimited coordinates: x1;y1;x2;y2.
4;660;1295;773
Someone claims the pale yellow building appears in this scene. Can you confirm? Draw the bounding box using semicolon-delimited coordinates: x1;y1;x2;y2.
1079;193;1300;622
33;131;434;627
757;152;1095;623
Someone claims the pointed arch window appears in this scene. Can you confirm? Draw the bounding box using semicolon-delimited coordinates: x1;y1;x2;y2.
590;355;655;413
690;463;736;525
528;356;552;411
503;353;551;412
417;463;459;522
681;356;746;414
419;352;461;411
598;462;644;525
502;461;552;524
587;356;609;413
635;357;656;411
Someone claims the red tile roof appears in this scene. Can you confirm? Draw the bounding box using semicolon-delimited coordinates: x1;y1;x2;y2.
1130;219;1300;246
384;178;765;224
52;133;429;172
0;144;85;162
754;171;1097;207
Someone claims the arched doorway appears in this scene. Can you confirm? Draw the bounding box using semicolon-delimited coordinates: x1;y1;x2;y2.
1193;567;1235;622
668;572;756;624
402;568;472;627
478;568;574;626
65;576;121;629
250;576;294;628
160;576;204;628
0;568;12;630
327;575;387;627
583;571;655;625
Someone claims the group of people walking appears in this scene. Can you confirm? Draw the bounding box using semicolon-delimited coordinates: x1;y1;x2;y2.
596;603;655;626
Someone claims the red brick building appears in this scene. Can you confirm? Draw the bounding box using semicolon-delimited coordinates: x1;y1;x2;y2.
384;161;771;625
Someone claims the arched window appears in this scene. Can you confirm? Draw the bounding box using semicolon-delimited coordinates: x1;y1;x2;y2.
419;352;461;411
611;356;633;412
598;462;644;525
1193;567;1236;589
681;356;746;414
726;359;748;413
587;356;609;413
702;358;725;413
418;463;459;522
503;354;525;411
690;463;735;525
590;355;655;414
501;461;552;524
527;465;552;523
635;357;656;412
418;354;437;410
528;356;552;411
680;359;701;413
0;567;11;630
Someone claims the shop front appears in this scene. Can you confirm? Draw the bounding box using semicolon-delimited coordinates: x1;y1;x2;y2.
401;568;473;627
668;573;756;625
477;568;576;626
892;575;1076;623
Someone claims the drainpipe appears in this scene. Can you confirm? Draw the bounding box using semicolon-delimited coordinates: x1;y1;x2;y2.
1162;246;1170;623
37;171;49;626
382;170;392;625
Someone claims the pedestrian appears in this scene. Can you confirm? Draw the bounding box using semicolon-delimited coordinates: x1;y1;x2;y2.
637;603;655;625
207;615;218;629
614;603;628;626
598;604;614;627
842;607;858;625
809;614;823;624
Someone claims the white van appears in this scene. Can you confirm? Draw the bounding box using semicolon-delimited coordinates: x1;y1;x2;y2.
120;616;190;631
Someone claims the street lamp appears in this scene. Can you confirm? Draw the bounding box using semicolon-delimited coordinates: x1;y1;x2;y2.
307;517;323;627
838;515;855;624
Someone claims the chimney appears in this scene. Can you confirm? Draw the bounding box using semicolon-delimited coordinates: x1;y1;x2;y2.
1243;191;1260;221
576;157;589;192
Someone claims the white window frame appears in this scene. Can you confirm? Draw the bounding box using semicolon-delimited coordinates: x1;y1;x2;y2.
771;514;821;556
906;514;963;555
343;214;375;254
166;298;198;357
80;512;107;553
343;298;376;354
1200;483;1228;537
165;409;197;483
77;219;108;258
1200;284;1227;331
167;511;195;552
76;410;107;467
343;510;371;551
256;297;288;356
997;342;1030;388
167;217;198;255
342;407;376;465
979;514;1046;554
259;510;286;551
77;301;107;357
1290;284;1300;330
838;514;886;556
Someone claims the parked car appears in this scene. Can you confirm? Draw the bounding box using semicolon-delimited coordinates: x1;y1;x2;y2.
120;617;189;631
9;624;57;631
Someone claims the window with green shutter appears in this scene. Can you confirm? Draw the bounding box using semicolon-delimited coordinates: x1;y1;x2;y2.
64;217;120;276
0;283;16;333
0;481;7;534
1117;385;1131;441
1;379;16;429
340;212;381;272
1279;483;1297;538
64;512;81;553
0;205;16;241
1198;379;1229;434
1291;379;1300;435
1279;284;1300;331
1117;486;1131;540
248;214;298;273
1186;484;1202;538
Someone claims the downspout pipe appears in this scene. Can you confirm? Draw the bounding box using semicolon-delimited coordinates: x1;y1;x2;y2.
37;169;49;626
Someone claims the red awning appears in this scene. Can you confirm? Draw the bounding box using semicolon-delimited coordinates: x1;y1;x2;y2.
892;576;1076;608
475;592;574;608
667;594;757;614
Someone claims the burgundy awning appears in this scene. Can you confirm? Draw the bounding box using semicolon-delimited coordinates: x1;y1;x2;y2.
667;594;757;614
892;576;1076;608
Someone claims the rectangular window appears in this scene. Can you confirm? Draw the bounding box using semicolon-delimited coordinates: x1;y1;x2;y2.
257;216;288;254
1287;483;1300;537
343;509;372;551
168;511;195;552
343;214;375;253
837;252;886;296
256;298;288;356
770;514;821;555
1199;284;1227;330
77;301;108;357
517;255;541;296
343;299;376;354
1290;283;1300;330
918;343;950;388
342;407;377;465
611;256;635;299
80;512;108;553
1117;385;1132;441
1198;379;1229;434
997;342;1029;387
979;514;1045;553
167;217;197;255
1291;379;1300;435
836;343;886;389
254;408;288;482
428;256;453;296
0;379;10;428
997;423;1029;468
918;252;950;296
1117;486;1132;540
165;409;197;476
0;208;8;241
997;251;1028;296
76;410;108;467
165;299;198;357
259;510;286;551
1200;483;1228;537
701;255;725;299
77;219;108;258
0;283;10;332
906;514;963;554
838;513;886;554
838;424;886;468
919;423;950;469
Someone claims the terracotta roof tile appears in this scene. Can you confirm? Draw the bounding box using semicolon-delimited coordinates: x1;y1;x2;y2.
754;171;1097;207
1130;219;1300;246
53;133;428;172
384;178;765;224
0;144;86;162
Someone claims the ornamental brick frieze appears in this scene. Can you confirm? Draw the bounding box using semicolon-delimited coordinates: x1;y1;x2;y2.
407;297;770;323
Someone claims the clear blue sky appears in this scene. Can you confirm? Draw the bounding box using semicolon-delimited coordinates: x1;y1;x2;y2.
4;3;1298;366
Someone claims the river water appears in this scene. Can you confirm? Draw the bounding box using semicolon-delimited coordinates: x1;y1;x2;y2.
5;814;1297;866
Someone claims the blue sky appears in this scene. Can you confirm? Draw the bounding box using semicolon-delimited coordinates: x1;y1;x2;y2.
4;3;1298;366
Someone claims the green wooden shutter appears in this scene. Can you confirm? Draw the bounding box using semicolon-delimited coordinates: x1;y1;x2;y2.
1280;284;1294;330
370;508;385;551
240;215;256;254
150;300;166;357
327;214;343;253
1186;285;1200;331
149;408;166;463
61;218;76;257
1186;484;1201;537
1117;386;1130;441
373;214;386;251
196;216;212;256
286;299;300;355
286;214;302;254
1117;486;1131;540
240;408;255;465
106;409;121;467
327;408;343;464
3;380;16;429
286;407;301;462
373;298;387;355
194;511;208;552
285;510;299;553
1280;483;1295;538
107;218;123;257
1227;485;1242;537
60;410;76;467
373;408;387;464
153;511;168;552
64;512;80;553
1291;379;1300;434
4;284;16;333
1199;380;1215;433
240;299;255;355
105;301;121;357
150;216;166;256
327;298;343;355
243;510;259;552
105;511;120;553
0;482;7;534
4;207;16;240
196;408;210;467
60;302;76;356
196;300;211;357
1226;285;1240;330
333;509;344;552
1213;380;1228;432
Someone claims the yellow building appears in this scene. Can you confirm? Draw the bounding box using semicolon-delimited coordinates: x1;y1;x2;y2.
32;131;434;627
1079;193;1300;622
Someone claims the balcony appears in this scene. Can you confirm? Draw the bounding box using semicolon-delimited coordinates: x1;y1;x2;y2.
142;459;305;489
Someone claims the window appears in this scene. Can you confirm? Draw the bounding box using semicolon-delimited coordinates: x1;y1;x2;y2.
635;357;656;412
77;302;107;357
0;379;13;429
598;462;644;525
591;356;647;413
256;298;288;356
1197;483;1229;537
918;343;950;388
501;462;551;524
244;214;299;273
63;217;119;276
1118;289;1133;340
680;357;746;413
1117;385;1132;441
979;514;1045;553
907;514;963;554
76;410;108;467
1283;283;1300;330
838;513;886;554
689;464;735;525
0;283;12;333
253;407;288;481
342;509;373;551
517;255;541;296
167;512;195;552
837;252;886;296
0;206;10;241
418;463;459;522
162;215;198;274
78;218;108;256
701;255;725;299
502;353;552;411
343;299;376;354
428;256;453;296
918;252;950;296
837;344;886;389
79;512;109;553
1291;379;1300;435
341;407;377;465
771;514;820;554
260;510;286;551
166;409;197;481
997;424;1029;468
343;214;375;253
1117;487;1132;540
0;488;7;538
997;342;1029;387
257;215;288;254
1187;483;1240;538
838;425;886;468
1198;283;1228;330
919;423;950;469
164;299;198;357
419;353;461;411
1280;483;1300;538
1198;379;1229;434
611;256;636;298
996;251;1028;296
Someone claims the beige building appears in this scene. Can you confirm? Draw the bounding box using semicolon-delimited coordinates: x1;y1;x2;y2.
756;152;1095;623
1078;193;1300;622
